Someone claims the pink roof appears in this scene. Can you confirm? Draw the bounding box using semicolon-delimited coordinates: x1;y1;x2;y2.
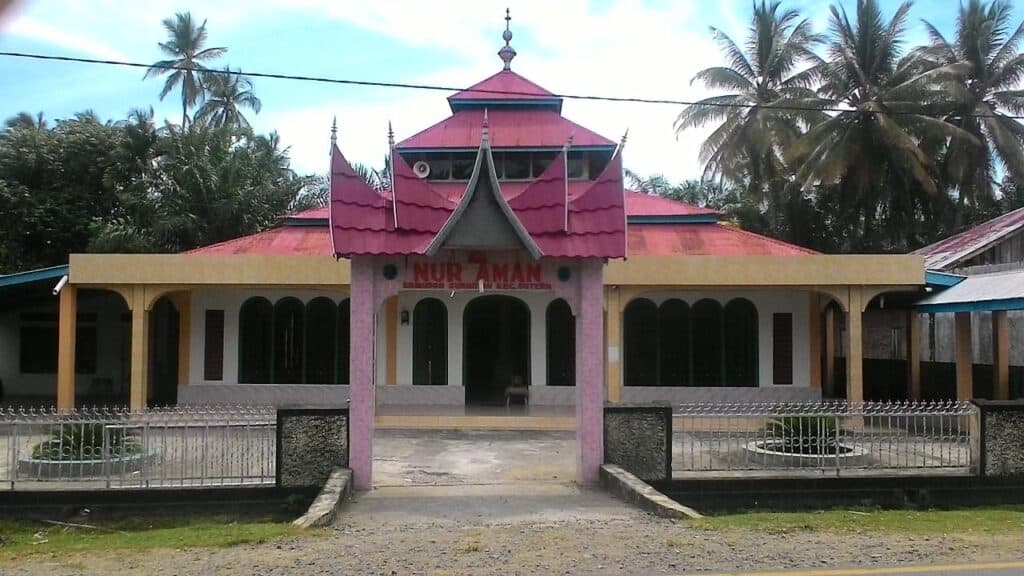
396;108;613;149
913;206;1024;270
448;70;556;102
628;224;817;256
507;152;568;234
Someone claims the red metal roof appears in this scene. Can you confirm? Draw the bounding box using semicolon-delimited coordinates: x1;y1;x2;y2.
396;108;613;150
448;70;557;102
507;152;568;234
628;223;817;256
187;225;331;255
913;206;1024;270
623;191;720;217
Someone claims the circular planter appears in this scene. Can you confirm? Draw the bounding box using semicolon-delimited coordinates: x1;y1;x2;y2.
17;451;158;479
741;439;871;468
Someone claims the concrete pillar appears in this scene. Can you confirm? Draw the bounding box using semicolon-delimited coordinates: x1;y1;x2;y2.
955;311;974;401
129;287;149;411
56;285;78;412
907;309;921;401
992;310;1009;400
824;305;835;398
605;286;622;404
385;296;398;385
349;259;376;490
576;260;604;484
846;289;864;404
808;293;821;390
176;292;191;387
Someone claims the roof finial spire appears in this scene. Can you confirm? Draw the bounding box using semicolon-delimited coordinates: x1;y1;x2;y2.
387;121;395;149
620;128;629;148
330;116;338;147
481;108;490;145
498;8;516;70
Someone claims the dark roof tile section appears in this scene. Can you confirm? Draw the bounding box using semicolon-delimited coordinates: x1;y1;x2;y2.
913;206;1024;270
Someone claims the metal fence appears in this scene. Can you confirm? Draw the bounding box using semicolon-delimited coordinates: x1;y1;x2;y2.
673;401;977;476
1;406;276;490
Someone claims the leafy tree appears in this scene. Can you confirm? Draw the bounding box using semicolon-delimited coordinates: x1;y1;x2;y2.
195;68;262;129
918;0;1024;226
4;111;46;130
144;12;226;127
675;0;826;202
791;0;974;250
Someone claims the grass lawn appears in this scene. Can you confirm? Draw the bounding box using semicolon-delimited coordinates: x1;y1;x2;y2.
697;506;1024;535
0;515;312;561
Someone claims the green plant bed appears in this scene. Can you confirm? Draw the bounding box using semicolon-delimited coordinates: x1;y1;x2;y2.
18;423;155;479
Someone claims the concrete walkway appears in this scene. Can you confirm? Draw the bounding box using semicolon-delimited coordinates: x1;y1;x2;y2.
372;429;576;487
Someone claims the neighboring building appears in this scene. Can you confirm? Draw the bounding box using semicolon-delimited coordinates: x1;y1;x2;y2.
0;20;923;486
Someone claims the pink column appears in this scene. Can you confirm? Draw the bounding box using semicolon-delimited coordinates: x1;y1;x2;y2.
575;260;605;484
349;258;376;489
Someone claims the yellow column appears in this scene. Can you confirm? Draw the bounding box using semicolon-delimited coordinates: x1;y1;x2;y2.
176;292;191;387
605;287;622;403
56;285;78;412
808;293;821;390
824;305;835;398
954;311;973;401
992;310;1009;400
907;309;921;401
385;296;398;385
129;287;150;411
846;288;864;404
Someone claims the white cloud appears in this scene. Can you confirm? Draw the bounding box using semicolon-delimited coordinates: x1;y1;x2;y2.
6;16;129;61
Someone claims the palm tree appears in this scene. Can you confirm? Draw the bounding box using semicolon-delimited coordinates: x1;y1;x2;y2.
919;0;1024;226
144;12;226;127
792;0;974;247
195;68;262;129
4;111;47;130
675;0;826;201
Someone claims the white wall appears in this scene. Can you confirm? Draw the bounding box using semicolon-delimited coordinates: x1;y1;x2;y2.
0;292;127;399
623;290;812;389
187;288;350;386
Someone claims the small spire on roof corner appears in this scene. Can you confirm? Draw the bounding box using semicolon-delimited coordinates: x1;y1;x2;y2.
481;108;490;144
620;128;629;149
330;116;338;147
387;121;395;149
498;8;516;70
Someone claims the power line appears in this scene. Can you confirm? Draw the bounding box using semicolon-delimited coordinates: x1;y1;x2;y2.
1;50;1023;120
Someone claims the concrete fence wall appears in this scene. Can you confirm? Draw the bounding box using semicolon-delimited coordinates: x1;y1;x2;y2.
276;408;350;488
603;404;672;482
975;400;1024;478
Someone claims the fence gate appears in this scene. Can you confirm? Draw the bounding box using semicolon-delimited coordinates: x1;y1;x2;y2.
2;406;276;490
673;401;977;476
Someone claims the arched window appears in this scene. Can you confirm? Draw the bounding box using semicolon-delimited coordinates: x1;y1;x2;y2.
724;298;758;387
304;297;337;384
238;297;273;383
336;299;350;384
413;298;447;386
658;299;690;387
546;299;575;386
691;299;723;386
624;298;658;387
273;298;305;384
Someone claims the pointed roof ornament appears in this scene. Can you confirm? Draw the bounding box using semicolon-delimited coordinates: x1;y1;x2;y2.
481;108;490;146
387;121;395;149
330;116;338;147
498;8;516;70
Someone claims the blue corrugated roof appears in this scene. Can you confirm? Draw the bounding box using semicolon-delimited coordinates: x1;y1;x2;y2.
0;265;68;288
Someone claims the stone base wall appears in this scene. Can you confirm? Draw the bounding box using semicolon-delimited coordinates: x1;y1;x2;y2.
180;384;350;407
603;405;672;482
620;386;821;404
976;400;1024;477
277;409;349;488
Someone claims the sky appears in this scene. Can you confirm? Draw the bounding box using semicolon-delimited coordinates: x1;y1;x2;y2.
0;0;959;182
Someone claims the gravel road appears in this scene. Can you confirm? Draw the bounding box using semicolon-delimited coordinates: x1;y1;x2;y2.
4;483;1022;576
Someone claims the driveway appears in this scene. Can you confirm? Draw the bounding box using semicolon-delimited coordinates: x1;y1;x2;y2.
372;429;576;487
